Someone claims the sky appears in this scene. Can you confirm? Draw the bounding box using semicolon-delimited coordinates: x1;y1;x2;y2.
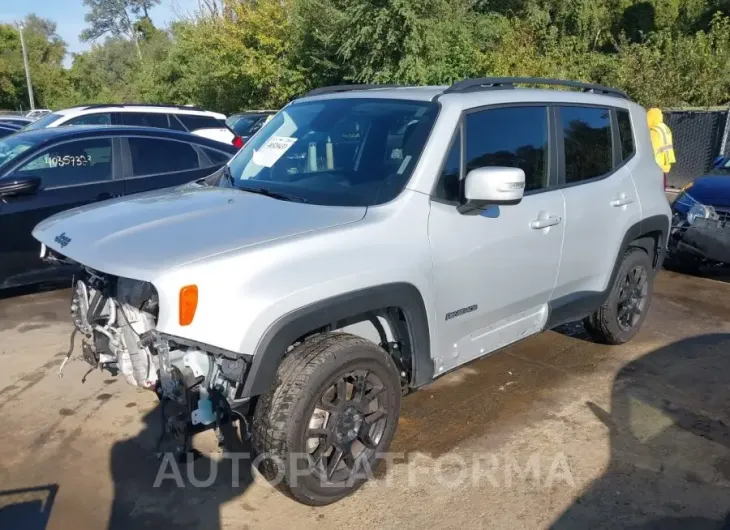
0;0;200;67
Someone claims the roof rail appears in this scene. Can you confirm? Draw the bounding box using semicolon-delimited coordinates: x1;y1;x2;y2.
70;103;208;112
442;77;629;99
303;84;401;98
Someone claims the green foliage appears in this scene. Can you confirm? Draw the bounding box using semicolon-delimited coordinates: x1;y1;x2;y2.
2;0;730;113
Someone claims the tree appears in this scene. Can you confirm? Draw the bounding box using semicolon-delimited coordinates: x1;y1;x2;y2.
80;0;160;59
0;14;71;110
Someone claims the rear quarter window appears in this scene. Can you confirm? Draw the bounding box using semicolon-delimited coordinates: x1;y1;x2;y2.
617;109;635;161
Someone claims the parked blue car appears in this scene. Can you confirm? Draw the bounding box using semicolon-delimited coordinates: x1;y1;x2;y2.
667;156;730;271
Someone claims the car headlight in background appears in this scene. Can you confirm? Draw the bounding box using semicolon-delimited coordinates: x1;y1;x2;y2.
687;202;711;225
674;191;718;225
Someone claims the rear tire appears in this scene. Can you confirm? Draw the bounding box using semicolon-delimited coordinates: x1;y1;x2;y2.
584;248;653;345
251;332;401;506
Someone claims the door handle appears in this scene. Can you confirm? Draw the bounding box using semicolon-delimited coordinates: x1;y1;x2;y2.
530;216;562;229
611;196;635;207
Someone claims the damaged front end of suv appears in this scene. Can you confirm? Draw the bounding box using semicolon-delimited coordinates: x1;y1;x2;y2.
59;257;252;457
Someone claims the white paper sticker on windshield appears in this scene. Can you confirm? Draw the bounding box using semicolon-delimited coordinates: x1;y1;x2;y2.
251;136;297;168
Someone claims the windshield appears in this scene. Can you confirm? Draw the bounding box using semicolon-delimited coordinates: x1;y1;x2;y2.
0;135;37;172
223;98;438;207
230;116;260;135
22;112;64;131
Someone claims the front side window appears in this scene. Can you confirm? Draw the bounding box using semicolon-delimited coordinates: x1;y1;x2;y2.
561;106;613;183
224;99;438;206
121;112;169;129
465;106;549;192
128;137;201;176
14;138;113;187
65;113;112;126
0;136;37;171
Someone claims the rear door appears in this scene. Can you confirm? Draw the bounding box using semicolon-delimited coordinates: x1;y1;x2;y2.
121;136;216;195
0;136;122;286
550;105;642;320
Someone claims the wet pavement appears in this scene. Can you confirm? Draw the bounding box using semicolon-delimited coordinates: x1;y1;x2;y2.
1;271;730;529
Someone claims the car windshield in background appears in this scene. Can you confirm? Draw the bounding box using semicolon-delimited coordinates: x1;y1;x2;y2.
230;116;260;135
224;99;438;207
0;136;37;171
22;112;64;131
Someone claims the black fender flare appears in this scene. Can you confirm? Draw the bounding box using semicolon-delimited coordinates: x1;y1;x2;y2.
241;283;434;397
546;214;670;329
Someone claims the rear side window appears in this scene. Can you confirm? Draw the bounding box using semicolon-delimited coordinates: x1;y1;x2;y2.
15;138;113;187
127;137;201;176
65;113;112;126
617;109;635;161
465;106;549;192
177;114;225;131
560;106;612;183
121;112;170;129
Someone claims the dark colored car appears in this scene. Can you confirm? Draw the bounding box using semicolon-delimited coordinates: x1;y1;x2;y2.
0;116;33;127
0;123;21;138
0;125;237;288
226;111;276;148
667;157;730;272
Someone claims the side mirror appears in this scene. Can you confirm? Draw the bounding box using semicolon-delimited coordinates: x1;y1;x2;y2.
463;167;525;208
0;176;41;198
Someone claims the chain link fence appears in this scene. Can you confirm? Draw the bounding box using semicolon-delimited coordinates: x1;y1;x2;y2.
664;107;730;189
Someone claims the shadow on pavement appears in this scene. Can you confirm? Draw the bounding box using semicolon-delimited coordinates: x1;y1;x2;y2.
108;406;254;529
0;484;59;530
552;333;730;529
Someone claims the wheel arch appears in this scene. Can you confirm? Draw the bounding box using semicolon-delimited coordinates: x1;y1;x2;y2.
241;283;434;397
546;214;670;329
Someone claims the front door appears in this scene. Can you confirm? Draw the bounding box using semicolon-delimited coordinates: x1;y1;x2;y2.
0;137;122;287
428;105;565;374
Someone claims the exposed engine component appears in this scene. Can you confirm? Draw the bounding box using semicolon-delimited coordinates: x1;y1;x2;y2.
68;269;250;455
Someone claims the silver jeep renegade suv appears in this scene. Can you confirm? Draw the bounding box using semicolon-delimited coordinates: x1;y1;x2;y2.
33;78;671;505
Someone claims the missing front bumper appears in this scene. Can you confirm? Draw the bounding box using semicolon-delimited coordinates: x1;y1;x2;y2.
675;218;730;264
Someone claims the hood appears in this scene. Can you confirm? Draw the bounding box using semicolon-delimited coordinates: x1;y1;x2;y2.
33;184;366;281
647;108;663;128
678;175;730;209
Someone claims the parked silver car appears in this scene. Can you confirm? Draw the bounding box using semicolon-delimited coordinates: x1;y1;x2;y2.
33;78;671;505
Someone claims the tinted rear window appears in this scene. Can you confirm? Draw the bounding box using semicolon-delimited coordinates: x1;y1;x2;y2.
128;137;201;176
177;114;225;131
121;112;170;129
560;106;613;183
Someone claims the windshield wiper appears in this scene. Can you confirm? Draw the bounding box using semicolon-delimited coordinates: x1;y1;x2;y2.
219;165;308;202
237;185;309;203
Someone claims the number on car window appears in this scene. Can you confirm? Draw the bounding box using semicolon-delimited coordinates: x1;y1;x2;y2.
48;154;93;168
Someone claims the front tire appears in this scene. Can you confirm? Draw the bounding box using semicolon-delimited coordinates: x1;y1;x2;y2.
251;332;401;506
584;248;653;345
